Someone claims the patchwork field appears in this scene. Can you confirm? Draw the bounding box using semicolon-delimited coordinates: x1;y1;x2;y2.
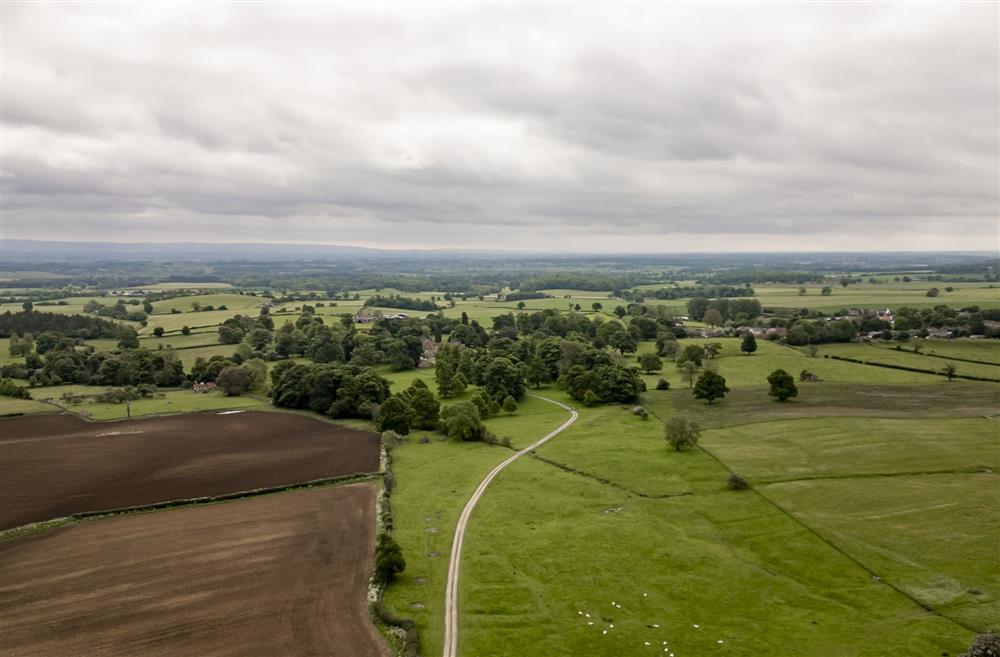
751;281;1000;311
816;342;1000;380
0;410;379;529
649;381;1000;429
383;386;980;656
695;414;999;632
0;483;387;657
637;338;941;389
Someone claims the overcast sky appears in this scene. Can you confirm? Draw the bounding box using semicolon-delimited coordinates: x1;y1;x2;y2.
2;2;997;252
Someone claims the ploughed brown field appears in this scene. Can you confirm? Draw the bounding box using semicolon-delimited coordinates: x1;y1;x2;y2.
0;483;388;657
0;410;380;530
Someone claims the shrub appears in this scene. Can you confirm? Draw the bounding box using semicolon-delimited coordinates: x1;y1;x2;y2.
381;430;404;451
961;632;1000;657
373;533;406;584
656;378;670;390
727;473;750;490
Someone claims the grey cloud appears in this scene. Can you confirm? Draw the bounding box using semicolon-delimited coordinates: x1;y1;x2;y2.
1;2;997;252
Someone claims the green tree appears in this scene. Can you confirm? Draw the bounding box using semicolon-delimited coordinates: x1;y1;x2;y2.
181;325;192;335
609;329;638;354
482;356;526;401
693;370;729;404
703;308;724;327
526;356;551;388
926;287;940;297
767;368;798;401
591;302;603;312
678;361;699;389
665;415;700;451
152;326;165;337
740;331;757;355
117;328;140;350
704;342;722;359
440;401;487;441
821;286;832;296
217;365;253;396
676;344;705;367
942;363;958;381
798;287;807;296
638;352;663;373
502;395;518;415
375;396;413;434
401;380;440;430
373;533;406;584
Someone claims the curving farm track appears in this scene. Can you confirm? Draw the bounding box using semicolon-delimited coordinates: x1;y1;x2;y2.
442;394;578;657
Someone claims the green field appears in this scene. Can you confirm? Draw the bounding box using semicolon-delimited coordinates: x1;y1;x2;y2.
752;281;1000;311
647;381;1000;429
384;386;979;656
816;343;1000;380
63;388;266;420
0;396;59;415
701;417;998;482
910;339;1000;364
637;338;941;389
765;474;998;631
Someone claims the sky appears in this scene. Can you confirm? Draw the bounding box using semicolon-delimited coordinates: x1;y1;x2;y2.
1;2;998;253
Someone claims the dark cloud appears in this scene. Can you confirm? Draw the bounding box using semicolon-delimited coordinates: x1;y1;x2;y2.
1;3;996;251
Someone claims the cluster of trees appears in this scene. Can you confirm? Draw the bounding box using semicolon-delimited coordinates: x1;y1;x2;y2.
784;318;857;346
517;273;644;292
269;361;392;419
504;291;550;302
0;378;31;399
82;299;149;322
894;305;998;336
0;310;122;340
9;335;185;388
686;297;763;324
363;295;439;312
646;285;754;300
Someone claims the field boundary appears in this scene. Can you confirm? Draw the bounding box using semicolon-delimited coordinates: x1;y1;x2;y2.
645;396;983;634
825;354;1000;382
442;394;578;657
0;471;377;544
876;346;1000;367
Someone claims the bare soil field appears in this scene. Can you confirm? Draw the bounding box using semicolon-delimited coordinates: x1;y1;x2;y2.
0;410;379;530
0;483;388;657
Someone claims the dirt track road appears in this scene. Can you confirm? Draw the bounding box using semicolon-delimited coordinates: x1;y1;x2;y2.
441;394;577;657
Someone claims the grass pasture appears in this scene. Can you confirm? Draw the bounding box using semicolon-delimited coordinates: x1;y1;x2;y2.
765;474;998;631
384;383;981;656
816;343;1000;381
0;396;59;415
751;281;1000;311
700;417;999;483
645;381;1000;429
637;338;941;389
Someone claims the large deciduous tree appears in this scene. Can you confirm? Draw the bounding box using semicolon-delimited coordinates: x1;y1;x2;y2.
693;370;730;404
665;415;701;451
767;368;798;401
